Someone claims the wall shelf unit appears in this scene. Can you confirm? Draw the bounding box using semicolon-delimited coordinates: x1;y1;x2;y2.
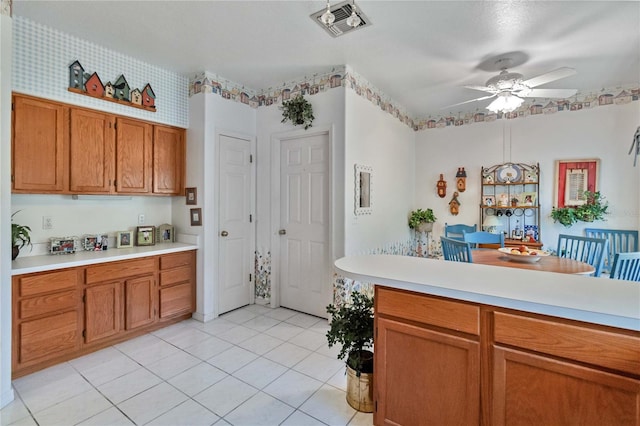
480;162;542;248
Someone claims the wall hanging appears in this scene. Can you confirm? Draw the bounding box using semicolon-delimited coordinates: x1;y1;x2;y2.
281;95;314;129
455;167;467;192
354;164;373;215
68;60;156;112
436;174;447;198
449;191;460;215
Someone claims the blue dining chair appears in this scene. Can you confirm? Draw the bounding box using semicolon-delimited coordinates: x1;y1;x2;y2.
585;228;639;274
557;234;609;277
463;231;505;248
444;223;477;241
441;236;473;263
609;252;640;281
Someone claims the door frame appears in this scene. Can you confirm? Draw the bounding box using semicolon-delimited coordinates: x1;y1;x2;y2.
270;125;334;309
215;129;257;315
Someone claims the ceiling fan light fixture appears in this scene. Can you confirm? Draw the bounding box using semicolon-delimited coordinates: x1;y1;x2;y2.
320;0;335;26
487;93;524;113
346;1;361;27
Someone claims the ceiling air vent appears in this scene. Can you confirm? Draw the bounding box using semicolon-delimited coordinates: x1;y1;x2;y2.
310;1;371;37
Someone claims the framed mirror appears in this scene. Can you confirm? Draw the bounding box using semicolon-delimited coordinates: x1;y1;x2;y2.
355;164;373;215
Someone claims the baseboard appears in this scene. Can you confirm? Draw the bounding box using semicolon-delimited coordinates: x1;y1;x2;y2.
0;386;15;409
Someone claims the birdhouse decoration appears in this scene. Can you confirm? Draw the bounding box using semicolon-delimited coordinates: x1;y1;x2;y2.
67;60;156;112
449;191;461;215
437;174;447;198
455;167;467;192
68;60;85;90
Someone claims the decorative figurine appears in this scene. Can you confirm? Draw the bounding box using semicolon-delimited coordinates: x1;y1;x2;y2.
449;191;460;215
437;174;447;198
455;167;467;192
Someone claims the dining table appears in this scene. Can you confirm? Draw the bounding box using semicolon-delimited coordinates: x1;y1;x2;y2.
471;248;595;275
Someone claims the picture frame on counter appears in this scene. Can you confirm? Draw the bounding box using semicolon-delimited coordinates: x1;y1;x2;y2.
157;224;175;243
136;226;156;246
190;208;202;226
185;187;197;205
50;237;78;255
83;234;109;251
117;231;133;248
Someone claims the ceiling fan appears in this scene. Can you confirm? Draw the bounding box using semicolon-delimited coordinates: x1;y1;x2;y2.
448;54;578;113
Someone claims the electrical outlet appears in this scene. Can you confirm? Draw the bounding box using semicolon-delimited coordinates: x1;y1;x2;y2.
138;214;145;225
43;216;53;230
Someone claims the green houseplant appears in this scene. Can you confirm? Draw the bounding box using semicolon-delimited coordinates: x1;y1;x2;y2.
326;291;374;412
11;211;32;260
280;95;314;130
551;191;609;227
408;208;437;233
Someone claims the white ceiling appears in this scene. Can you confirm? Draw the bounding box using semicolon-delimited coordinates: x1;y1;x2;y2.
13;1;640;119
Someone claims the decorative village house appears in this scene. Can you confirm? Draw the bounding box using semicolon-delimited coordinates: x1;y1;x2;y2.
68;60;85;90
113;75;131;101
142;83;156;108
130;88;142;105
85;72;104;97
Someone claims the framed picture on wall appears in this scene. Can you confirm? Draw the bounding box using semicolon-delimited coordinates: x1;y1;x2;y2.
185;187;197;205
554;159;600;208
190;208;202;226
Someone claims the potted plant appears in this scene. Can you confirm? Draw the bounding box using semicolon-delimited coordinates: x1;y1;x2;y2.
280;95;314;130
326;291;374;412
408;208;437;233
11;212;32;260
551;191;609;227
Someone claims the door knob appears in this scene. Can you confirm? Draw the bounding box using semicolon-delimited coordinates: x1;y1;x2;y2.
279;229;287;235
221;230;229;237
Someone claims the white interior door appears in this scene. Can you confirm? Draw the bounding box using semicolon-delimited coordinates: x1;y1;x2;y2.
218;134;254;314
279;132;330;318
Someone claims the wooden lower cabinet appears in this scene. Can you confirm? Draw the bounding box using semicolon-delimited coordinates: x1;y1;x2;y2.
13;250;196;378
374;286;640;426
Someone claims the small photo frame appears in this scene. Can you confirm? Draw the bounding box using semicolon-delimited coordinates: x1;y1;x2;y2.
185;187;197;205
50;237;78;255
136;226;156;246
117;231;133;248
483;195;495;207
520;192;537;206
83;235;98;251
157;224;175;243
190;208;202;226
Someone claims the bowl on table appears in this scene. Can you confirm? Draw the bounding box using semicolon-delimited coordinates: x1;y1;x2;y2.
497;247;550;263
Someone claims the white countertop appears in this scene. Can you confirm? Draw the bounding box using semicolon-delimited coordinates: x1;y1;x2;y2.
12;243;198;275
335;255;640;332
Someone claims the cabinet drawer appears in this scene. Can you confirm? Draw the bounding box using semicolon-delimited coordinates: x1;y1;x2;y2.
17;270;78;297
376;287;479;336
19;290;78;320
160;282;193;318
494;312;640;376
160;251;193;270
18;311;79;365
85;258;155;284
159;266;191;287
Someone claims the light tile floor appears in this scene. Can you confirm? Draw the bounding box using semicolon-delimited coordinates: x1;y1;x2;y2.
1;304;373;426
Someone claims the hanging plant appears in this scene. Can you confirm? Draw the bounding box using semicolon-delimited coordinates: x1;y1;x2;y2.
281;95;314;130
551;191;609;227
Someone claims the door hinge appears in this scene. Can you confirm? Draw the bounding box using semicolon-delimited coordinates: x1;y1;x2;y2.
113;122;117;130
113;180;117;187
375;401;378;412
82;330;86;338
249;273;252;282
249;154;253;163
11;103;14;111
249;214;252;223
82;295;86;303
11;175;14;183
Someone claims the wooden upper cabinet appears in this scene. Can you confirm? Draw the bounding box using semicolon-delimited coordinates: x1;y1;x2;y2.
116;118;152;194
69;108;115;193
12;94;68;193
153;125;184;195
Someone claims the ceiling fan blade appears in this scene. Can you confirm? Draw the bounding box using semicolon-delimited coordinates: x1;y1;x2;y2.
441;94;496;109
519;88;577;98
522;67;576;88
464;85;497;94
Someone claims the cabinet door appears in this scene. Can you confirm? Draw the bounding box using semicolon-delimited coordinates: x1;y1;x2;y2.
153;125;184;195
116;118;152;194
12;95;68;192
85;282;122;343
375;316;480;426
16;311;80;368
493;347;640;425
70;108;115;193
125;275;156;330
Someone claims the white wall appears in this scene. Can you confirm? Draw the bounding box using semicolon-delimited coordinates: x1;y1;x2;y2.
187;93;256;320
344;90;416;255
416;103;640;250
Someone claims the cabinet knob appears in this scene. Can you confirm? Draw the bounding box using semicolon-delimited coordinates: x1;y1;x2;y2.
220;230;229;237
279;229;287;235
